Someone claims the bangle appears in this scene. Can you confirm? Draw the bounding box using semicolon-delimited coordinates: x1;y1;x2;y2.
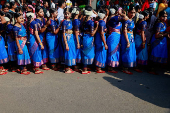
44;26;47;28
39;43;43;47
142;42;145;45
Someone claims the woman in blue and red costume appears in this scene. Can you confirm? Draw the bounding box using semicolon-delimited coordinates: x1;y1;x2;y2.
149;10;169;74
26;12;45;74
13;13;31;75
46;8;62;71
72;7;81;72
134;11;149;72
81;5;99;74
35;6;50;70
107;5;128;73
0;11;8;75
62;8;76;73
121;6;137;75
5;12;18;72
95;9;108;73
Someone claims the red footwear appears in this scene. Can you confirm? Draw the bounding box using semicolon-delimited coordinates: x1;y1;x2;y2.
2;69;8;72
122;70;133;75
148;71;158;75
108;70;118;73
21;71;30;75
134;69;143;73
65;68;75;73
35;70;44;74
0;72;8;75
82;71;91;74
42;67;50;70
96;70;105;73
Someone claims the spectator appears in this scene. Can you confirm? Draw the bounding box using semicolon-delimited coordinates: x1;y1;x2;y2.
141;0;150;11
51;0;56;8
156;0;168;17
57;0;66;24
41;1;49;18
165;0;170;20
134;5;141;24
2;4;9;13
149;0;157;11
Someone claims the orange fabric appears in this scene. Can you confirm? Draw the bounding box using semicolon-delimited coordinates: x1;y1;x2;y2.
156;3;168;17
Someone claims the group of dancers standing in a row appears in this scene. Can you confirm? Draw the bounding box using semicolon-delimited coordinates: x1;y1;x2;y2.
0;4;169;75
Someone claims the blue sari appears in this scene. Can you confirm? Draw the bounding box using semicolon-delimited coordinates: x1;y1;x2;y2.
35;18;49;64
13;25;31;65
46;19;60;63
6;24;17;61
82;20;95;65
62;20;76;66
0;22;8;64
73;19;81;63
150;22;168;63
107;16;122;67
95;20;107;68
121;20;136;67
135;21;148;65
28;21;43;67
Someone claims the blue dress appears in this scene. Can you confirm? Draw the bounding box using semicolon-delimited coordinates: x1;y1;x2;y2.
121;20;136;67
107;16;122;67
62;20;76;66
6;24;17;61
135;21;148;65
0;22;8;64
95;20;107;68
46;19;60;63
150;22;168;63
82;20;95;65
73;19;81;63
35;18;49;64
13;24;31;65
28;21;43;67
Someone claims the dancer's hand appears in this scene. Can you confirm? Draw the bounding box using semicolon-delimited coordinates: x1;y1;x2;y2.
127;42;130;48
105;44;108;50
142;43;145;49
19;48;23;54
41;45;44;50
77;43;80;49
66;45;69;51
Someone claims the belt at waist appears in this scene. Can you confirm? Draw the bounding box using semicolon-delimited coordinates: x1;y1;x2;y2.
127;31;133;34
17;36;27;40
65;30;73;34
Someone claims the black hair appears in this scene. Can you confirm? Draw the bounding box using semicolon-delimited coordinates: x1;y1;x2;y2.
35;6;42;13
2;4;9;9
58;0;65;7
64;8;72;13
135;5;141;12
128;5;135;12
71;7;80;19
28;6;33;12
168;0;170;7
49;8;57;14
14;12;22;19
15;7;22;13
26;14;32;43
43;0;48;5
27;0;33;5
9;1;16;9
96;9;106;21
0;11;5;16
5;12;13;20
113;4;120;12
142;10;149;18
159;10;167;17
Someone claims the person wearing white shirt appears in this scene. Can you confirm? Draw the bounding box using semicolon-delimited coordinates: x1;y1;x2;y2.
149;0;157;11
57;0;66;24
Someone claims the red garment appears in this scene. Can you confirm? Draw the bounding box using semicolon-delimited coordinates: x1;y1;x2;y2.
114;0;119;5
141;0;150;11
106;1;109;6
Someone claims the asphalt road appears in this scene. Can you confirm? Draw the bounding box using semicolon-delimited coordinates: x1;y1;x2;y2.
0;68;170;113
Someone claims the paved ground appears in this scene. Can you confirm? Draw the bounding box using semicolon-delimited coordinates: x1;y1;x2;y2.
0;68;170;113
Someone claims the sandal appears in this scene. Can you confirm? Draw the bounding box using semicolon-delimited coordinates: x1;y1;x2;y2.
122;70;133;75
96;70;105;73
0;71;8;75
42;65;50;70
51;65;59;71
65;68;75;74
134;68;143;73
34;67;44;74
82;71;91;74
21;69;30;75
108;70;118;73
148;71;158;75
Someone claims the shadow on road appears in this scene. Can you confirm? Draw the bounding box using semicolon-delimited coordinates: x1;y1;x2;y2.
103;70;170;108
